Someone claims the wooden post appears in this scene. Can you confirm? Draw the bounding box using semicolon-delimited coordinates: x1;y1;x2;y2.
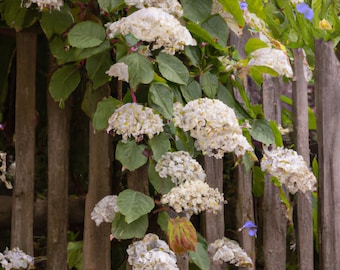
47;89;71;270
11;29;37;255
201;156;224;270
292;48;313;270
262;75;287;270
315;39;340;269
83;89;112;270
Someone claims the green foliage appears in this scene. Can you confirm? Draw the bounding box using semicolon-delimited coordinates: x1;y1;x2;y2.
249;119;275;145
68;21;106;49
98;0;124;12
93;97;120;131
86;51;112;89
117;189;155;224
115;140;148;171
148;162;175;194
200;71;218;98
252;166;265;197
179;79;202;102
201;14;229;47
112;212;149;239
157;211;170;232
181;0;212;23
244;38;270;55
148;83;174;119
67;241;83;270
188;242;210;270
148;133;171;161
217;0;245;27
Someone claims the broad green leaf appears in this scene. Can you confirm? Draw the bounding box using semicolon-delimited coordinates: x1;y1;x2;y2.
175;128;199;157
148;82;173;119
181;0;212;23
120;53;154;89
217;84;249;119
112;212;148;239
250;65;279;77
86;51;112;89
201;14;229;47
148;162;175;194
117;189;154;224
98;0;124;12
67;241;83;270
189;243;210;270
249;66;264;85
200;71;218;98
312;157;319;179
184;46;201;67
157;211;170;232
93;97;121;131
249;119;275;145
244;38;270;56
116;140;148;171
148;133;171;161
49;64;81;105
81;82;103;118
247;0;265;19
68;21;106;49
242;152;254;173
218;0;245;27
156;53;189;85
186;22;226;51
252;166;265;197
180;79;202;102
269;120;283;147
40;5;74;39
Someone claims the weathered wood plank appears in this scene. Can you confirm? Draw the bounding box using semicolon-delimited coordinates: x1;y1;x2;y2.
315;39;340;269
292;48;313;270
11;29;37;255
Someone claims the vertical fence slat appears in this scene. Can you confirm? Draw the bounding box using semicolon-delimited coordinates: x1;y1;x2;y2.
11;29;37;255
315;39;340;269
83;89;112;270
262;75;287;270
202;156;224;270
292;48;313;270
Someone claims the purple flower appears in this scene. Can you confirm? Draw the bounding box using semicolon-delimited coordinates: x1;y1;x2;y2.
240;1;248;10
239;221;257;237
296;3;314;22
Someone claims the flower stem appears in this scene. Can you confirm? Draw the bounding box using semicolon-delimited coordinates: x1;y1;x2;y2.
130;88;137;103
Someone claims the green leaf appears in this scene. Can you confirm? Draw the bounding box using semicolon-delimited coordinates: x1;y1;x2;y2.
116;140;148;171
312;157;319;179
112;212;148;239
269;120;283;147
67;241;83;270
98;0;124;12
179;79;202;102
148;162;175;194
184;46;201;67
249;119;275;145
68;21;106;49
181;0;212;23
86;51;112;89
217;0;245;27
49;65;81;105
201;14;229;47
175;128;199;157
189;243;210;270
252;166;265;197
156;53;189;85
148;82;174;119
148;133;171;161
117;189;154;224
40;5;74;39
242;153;254;173
200;71;218;98
244;38;270;56
120;53;154;89
93;97;121;131
157;211;170;232
247;0;265;19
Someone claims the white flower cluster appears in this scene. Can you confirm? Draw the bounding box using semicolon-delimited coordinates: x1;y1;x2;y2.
106;62;129;82
173;98;253;158
91;195;120;226
248;47;293;78
208;237;253;267
0;152;12;189
23;0;63;10
125;0;183;17
260;146;317;194
161;180;224;215
0;247;34;270
127;233;178;269
107;103;164;142
155;151;206;185
105;7;196;55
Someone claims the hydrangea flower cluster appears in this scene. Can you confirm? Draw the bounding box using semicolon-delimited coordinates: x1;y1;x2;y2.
0;247;34;270
161;180;224;215
208;237;253;267
107;103;164;142
105;7;196;55
260;146;317;194
155;151;206;185
173;98;253;158
127;233;178;269
91;195;119;226
106;62;129;82
23;0;63;11
248;47;293;78
124;0;183;17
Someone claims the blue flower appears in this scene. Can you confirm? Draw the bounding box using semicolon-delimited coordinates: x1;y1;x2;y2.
239;221;258;237
296;3;314;22
240;1;248;10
